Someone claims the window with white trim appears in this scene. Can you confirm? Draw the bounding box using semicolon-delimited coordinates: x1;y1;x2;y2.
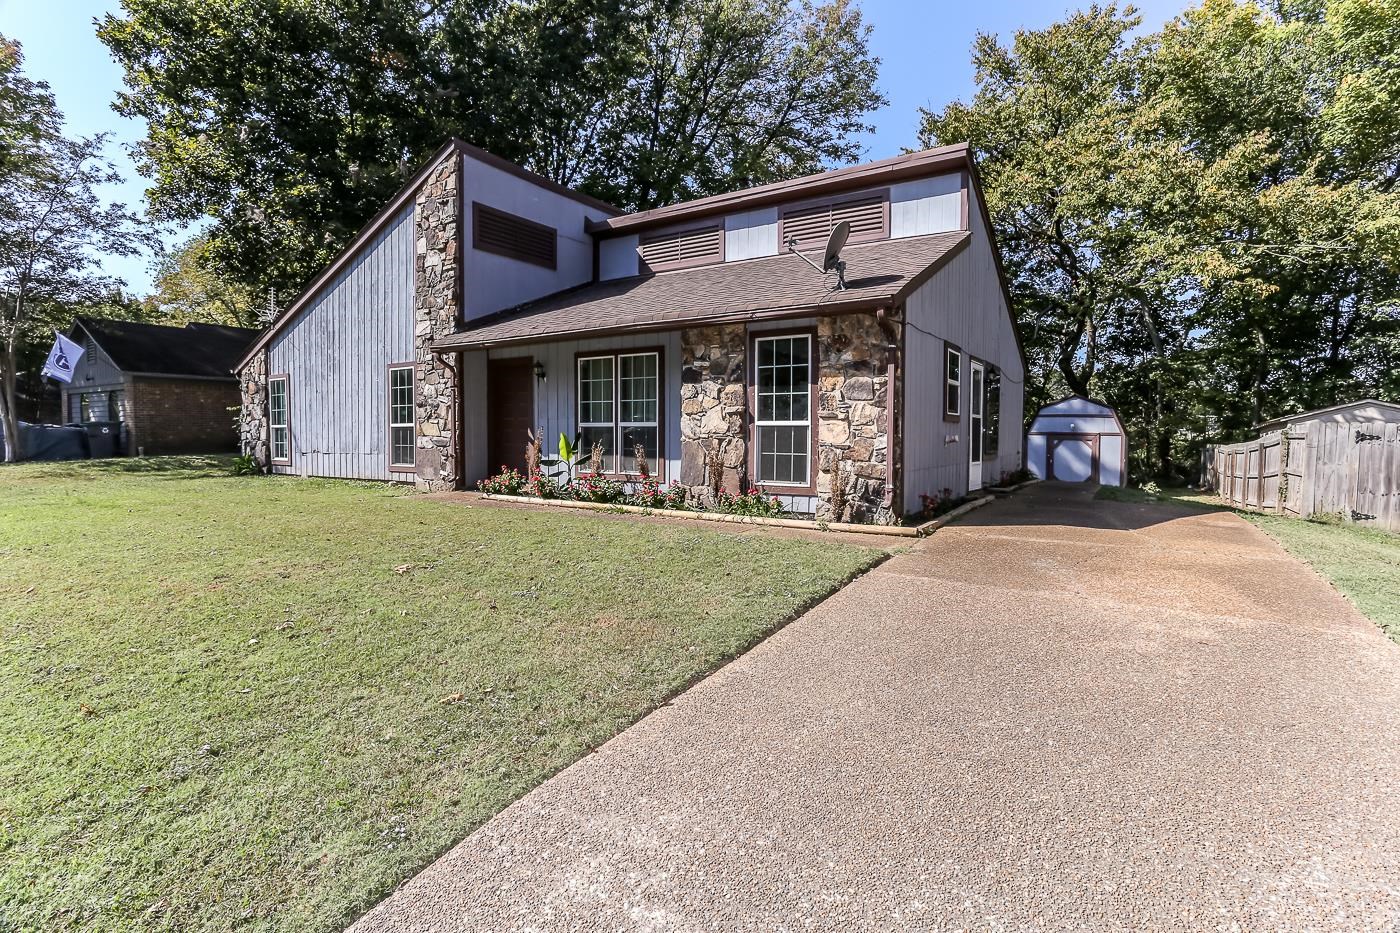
754;334;812;486
389;365;415;468
576;351;660;474
269;376;289;462
944;345;961;418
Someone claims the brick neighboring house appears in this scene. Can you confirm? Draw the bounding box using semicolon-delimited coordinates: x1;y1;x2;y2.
235;139;1026;523
63;317;259;456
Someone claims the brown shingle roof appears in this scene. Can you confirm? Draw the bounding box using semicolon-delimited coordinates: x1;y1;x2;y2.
434;231;970;350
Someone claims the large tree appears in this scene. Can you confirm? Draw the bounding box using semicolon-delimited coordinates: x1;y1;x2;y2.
920;0;1400;480
0;40;150;461
99;0;884;299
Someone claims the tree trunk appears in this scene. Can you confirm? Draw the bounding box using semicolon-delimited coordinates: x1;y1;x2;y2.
0;359;21;463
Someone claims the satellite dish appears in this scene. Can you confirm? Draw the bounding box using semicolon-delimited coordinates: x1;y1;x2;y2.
823;221;850;272
786;220;850;290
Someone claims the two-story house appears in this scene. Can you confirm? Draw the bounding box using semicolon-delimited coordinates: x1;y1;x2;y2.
235;139;1025;523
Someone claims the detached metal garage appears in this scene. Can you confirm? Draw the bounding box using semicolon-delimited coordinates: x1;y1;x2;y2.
1027;396;1126;486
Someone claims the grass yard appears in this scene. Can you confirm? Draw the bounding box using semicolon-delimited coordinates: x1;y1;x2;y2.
1097;483;1400;641
0;458;880;932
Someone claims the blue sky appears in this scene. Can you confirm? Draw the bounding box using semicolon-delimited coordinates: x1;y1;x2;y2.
1;0;1189;297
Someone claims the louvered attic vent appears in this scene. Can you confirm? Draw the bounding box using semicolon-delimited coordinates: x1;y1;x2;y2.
639;225;723;272
473;202;557;269
779;195;887;251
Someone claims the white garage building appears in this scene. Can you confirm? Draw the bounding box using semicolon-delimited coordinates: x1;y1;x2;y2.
1027;396;1127;486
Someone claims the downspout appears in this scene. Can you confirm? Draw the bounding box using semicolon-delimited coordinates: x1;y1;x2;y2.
875;305;901;518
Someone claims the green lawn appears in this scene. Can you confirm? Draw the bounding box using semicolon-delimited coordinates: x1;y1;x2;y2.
0;458;880;932
1097;483;1400;641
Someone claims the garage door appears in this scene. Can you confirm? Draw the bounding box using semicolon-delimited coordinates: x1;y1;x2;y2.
1049;435;1099;483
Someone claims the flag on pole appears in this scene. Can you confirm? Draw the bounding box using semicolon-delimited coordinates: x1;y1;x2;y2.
41;331;84;384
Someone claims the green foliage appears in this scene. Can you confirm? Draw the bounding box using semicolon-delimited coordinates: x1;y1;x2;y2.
228;454;260;476
0;37;153;461
920;0;1400;482
0;457;877;930
98;0;885;299
143;235;261;328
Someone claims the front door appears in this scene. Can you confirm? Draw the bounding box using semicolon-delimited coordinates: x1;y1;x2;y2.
968;359;985;491
487;358;535;475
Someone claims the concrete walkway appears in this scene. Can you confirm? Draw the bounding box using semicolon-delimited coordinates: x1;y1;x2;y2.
352;484;1400;932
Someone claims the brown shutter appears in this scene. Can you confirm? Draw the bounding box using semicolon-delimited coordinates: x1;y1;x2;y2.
472;202;557;269
639;225;722;272
780;195;887;251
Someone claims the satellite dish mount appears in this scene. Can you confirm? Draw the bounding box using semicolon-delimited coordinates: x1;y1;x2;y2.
787;220;850;290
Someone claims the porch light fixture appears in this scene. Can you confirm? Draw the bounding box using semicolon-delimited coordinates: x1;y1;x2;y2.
533;360;546;382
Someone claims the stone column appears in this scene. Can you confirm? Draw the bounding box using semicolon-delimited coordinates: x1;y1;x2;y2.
679;324;748;501
238;349;269;469
413;151;463;491
816;313;897;524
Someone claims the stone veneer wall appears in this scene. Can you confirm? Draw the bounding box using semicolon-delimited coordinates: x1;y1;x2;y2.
238;348;269;468
678;324;748;501
816;313;896;524
413;151;463;490
678;314;897;523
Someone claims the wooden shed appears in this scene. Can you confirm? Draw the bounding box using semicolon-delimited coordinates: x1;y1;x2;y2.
1027;396;1126;486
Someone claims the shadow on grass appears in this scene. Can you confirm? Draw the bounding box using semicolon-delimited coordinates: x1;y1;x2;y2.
2;455;237;480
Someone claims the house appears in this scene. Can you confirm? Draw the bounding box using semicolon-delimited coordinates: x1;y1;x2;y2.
1026;396;1127;486
1254;399;1400;435
64;316;259;455
235;139;1026;523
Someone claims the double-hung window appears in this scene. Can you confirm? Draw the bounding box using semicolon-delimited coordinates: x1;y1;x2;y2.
576;351;660;474
388;365;415;470
268;376;290;463
944;345;961;419
754;334;812;486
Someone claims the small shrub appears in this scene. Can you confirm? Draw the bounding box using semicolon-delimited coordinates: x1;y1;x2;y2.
710;487;785;517
229;455;260;476
478;467;527;495
571;472;626;504
1141;480;1163;498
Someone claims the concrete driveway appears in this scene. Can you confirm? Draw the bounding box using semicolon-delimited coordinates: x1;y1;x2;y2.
352;484;1400;932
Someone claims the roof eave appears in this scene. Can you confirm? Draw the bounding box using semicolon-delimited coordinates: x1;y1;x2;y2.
430;297;894;352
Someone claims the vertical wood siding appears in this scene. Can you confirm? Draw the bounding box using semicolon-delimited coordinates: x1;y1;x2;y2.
902;187;1025;505
724;207;779;261
462;156;611;320
484;332;684;481
460;350;490;484
267;206;415;480
889;175;962;238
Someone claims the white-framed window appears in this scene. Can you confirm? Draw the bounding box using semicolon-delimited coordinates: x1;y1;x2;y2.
576;351;661;474
388;365;415;469
754;334;812;486
945;345;961;418
269;375;289;463
577;355;616;473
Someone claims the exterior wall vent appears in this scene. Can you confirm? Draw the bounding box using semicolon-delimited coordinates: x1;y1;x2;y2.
779;194;888;251
472;202;558;269
638;225;723;272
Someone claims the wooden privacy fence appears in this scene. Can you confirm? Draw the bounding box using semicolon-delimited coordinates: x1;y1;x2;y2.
1207;421;1400;532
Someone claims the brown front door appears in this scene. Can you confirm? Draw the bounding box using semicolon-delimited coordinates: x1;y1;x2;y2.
488;358;535;475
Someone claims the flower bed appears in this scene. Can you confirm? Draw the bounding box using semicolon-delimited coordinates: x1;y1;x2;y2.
476;467;785;518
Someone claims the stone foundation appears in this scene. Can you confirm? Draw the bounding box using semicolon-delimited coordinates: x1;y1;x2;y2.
679;324;748;502
816;314;896;524
413;151;462;490
238;349;269;468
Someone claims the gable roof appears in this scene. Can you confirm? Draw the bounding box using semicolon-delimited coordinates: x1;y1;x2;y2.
1255;398;1400;432
433;231;969;350
235;138;624;373
73;317;259;380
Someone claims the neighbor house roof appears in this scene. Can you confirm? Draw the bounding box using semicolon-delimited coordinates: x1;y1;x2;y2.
74;317;260;380
1255;398;1400;433
432;231;969;350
